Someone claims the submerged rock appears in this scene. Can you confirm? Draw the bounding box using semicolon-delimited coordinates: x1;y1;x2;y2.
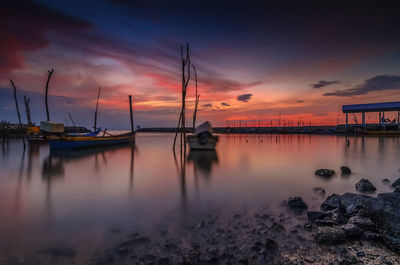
340;166;352;175
313;187;326;197
355;178;376;193
315;169;335;178
391;178;400;188
286;196;308;210
394;187;400;193
315;227;347;245
382;178;391;184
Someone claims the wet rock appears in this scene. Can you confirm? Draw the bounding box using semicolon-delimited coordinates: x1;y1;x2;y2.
271;222;285;232
195;220;205;229
340;166;352;175
340;224;363;238
356;251;365;257
348;216;374;230
315;227;346;245
362;231;382;241
157;257;171;265
315;169;335;178
391;178;400;188
307;211;326;222
264;238;278;250
320;194;341;211
382;178;391;184
394;187;400;193
355;178;376;193
314;219;337;227
313;187;326;197
286;196;308;210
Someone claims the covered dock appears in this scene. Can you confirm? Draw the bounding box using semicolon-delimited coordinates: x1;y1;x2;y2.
342;101;400;128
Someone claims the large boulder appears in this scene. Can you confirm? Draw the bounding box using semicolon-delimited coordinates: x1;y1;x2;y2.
315;227;347;245
355;178;376;193
307;211;326;222
315;169;335;178
392;178;400;189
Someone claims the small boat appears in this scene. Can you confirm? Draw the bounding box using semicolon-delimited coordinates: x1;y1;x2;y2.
187;122;218;150
49;132;134;149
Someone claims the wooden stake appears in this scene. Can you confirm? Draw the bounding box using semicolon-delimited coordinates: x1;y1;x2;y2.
24;96;32;126
192;65;200;131
68;112;76;128
10;80;22;126
129;95;134;133
94;87;101;131
45;69;54;121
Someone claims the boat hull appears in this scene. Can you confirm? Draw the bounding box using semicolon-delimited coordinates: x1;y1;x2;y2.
187;135;218;150
49;134;134;149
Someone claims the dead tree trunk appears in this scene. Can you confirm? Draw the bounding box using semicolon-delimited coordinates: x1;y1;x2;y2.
24;96;32;126
192;65;200;131
45;69;54;121
173;43;191;150
10;80;22;126
94;87;101;131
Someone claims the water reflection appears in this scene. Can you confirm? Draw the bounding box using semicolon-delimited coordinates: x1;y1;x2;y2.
188;150;219;179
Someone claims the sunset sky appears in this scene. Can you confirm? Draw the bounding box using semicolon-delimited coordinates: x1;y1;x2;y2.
1;0;400;129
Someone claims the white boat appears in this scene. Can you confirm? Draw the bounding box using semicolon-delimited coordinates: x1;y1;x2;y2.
187;121;218;150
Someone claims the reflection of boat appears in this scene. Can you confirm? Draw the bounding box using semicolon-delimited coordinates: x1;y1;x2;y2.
188;150;218;177
356;128;400;136
187;122;218;150
49;133;134;149
66;130;101;137
50;142;134;160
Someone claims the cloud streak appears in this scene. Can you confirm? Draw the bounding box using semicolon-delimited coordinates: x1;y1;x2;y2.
237;94;252;102
323;75;400;97
311;80;340;89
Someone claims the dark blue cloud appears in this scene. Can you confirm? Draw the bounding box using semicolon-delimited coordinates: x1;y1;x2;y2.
237;94;252;102
202;103;212;107
311;80;340;89
323;75;400;97
220;102;230;106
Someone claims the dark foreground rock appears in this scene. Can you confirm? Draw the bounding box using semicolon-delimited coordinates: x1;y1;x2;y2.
315;227;346;244
355;178;376;193
315;169;335;177
340;166;352;175
392;178;400;188
286;196;308;210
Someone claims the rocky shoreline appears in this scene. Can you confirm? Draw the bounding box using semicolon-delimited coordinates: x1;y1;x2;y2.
90;171;400;265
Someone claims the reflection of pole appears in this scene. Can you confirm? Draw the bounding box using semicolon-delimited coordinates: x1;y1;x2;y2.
129;145;134;188
10;80;22;126
129;95;134;133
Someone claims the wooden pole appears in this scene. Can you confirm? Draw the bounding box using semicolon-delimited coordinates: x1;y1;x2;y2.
192;65;199;131
10;80;22;126
129;95;134;133
24;96;32;126
45;69;54;121
94;87;101;131
68;112;76;128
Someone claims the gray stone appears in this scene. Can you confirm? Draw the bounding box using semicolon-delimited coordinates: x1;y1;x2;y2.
315;169;335;177
315;227;347;245
286;196;308;209
355;178;376;193
391;178;400;188
340;224;363;238
362;231;382;241
320;194;341;211
348;216;374;230
382;178;390;184
307;211;326;222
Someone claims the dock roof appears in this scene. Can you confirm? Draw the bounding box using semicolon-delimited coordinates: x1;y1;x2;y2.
342;101;400;113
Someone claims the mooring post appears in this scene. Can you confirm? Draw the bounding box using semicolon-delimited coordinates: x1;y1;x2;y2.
45;69;54;122
94;87;101;131
345;113;348;127
129;95;134;133
362;111;365;128
10;80;22;127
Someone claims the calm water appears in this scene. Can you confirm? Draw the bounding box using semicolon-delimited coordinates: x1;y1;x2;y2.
1;133;399;262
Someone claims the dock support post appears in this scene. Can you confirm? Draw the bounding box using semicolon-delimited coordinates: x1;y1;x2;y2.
345;113;348;127
379;111;382;126
362;111;365;128
382;111;385;129
129;95;134;133
10;80;22;127
398;110;400;129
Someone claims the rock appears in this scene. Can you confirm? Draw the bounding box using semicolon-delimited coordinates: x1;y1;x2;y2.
307;211;326;222
394;187;400;193
157;257;171;265
356;251;365;257
382;178;391;184
362;231;382;241
313;187;326;197
341;166;352;175
195;220;205;229
315;227;347;245
355;178;376;193
391;178;400;188
315;169;335;177
320;194;341;211
340;224;363;238
286;196;308;210
271;222;285;232
348;216;374;230
264;238;278;250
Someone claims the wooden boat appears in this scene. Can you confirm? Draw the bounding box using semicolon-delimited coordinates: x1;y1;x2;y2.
187;122;218;150
49;132;134;149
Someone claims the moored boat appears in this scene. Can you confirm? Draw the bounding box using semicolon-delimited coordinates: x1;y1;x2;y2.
187;122;218;150
49;132;134;149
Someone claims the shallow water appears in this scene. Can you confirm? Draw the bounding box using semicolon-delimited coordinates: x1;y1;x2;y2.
0;133;399;262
